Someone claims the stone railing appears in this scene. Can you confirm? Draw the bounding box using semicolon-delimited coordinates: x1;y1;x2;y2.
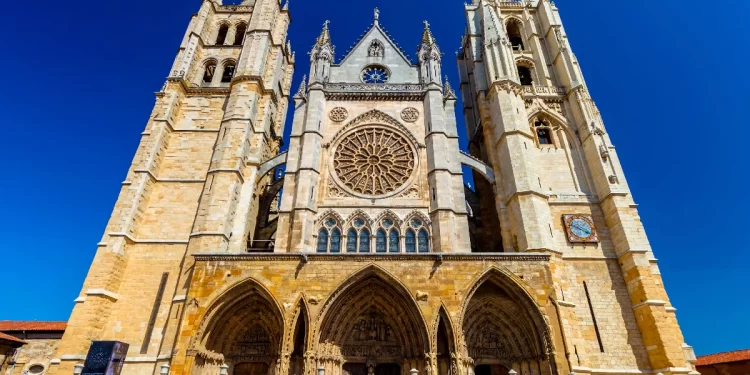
325;83;424;93
217;5;253;12
523;85;566;96
493;1;527;8
324;83;426;101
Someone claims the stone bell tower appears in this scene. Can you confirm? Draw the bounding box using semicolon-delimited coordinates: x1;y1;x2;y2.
275;10;469;254
49;1;293;375
458;0;698;374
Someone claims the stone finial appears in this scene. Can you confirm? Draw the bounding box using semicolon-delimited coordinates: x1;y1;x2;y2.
294;75;307;99
317;20;331;46
374;8;380;23
422;20;436;45
443;76;457;99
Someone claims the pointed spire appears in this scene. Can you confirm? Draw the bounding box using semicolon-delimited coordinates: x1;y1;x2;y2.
316;20;331;46
422;20;436;45
294;75;307;100
282;0;288;10
443;76;457;99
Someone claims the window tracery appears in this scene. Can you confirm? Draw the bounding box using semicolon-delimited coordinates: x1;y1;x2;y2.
316;217;342;253
404;217;430;253
533;118;554;146
345;216;371;253
361;66;390;84
333;127;415;197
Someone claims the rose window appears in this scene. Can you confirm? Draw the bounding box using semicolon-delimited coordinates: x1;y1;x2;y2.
361;66;389;84
333;128;415;196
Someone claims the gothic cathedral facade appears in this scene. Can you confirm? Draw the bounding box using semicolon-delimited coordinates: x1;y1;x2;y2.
48;3;697;375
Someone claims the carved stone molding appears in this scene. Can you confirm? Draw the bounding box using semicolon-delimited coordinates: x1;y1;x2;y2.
329;107;348;122
401;107;420;123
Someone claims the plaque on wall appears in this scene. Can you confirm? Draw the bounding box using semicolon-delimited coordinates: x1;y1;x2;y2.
82;341;130;375
562;214;599;243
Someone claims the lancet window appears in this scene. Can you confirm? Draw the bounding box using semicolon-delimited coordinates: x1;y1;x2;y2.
221;62;236;83
317;217;342;253
345;217;371;253
216;24;229;45
202;61;217;85
533;118;554;145
518;66;533;86
506;19;525;51
405;218;430;253
374;218;400;253
234;23;247;45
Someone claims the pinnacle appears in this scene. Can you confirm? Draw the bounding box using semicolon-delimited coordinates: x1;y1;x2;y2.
421;20;437;46
317;20;331;46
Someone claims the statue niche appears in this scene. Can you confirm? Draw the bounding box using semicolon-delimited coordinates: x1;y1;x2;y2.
368;40;384;57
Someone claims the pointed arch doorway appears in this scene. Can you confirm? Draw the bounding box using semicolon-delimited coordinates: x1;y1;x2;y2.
318;268;429;375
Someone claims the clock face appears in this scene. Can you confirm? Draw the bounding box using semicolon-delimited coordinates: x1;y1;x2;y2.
563;214;599;243
570;218;592;238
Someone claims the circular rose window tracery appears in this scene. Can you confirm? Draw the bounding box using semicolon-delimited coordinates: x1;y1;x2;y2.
333;127;415;196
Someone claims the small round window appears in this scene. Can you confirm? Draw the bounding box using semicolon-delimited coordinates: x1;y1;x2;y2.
361;66;389;84
28;365;45;375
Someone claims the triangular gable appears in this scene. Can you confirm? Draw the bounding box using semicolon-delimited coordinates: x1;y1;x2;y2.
337;22;413;67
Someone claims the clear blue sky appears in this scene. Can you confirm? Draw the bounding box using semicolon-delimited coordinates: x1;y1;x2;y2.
1;0;747;357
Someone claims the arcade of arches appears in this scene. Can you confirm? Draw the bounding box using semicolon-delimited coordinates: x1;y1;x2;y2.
179;265;561;375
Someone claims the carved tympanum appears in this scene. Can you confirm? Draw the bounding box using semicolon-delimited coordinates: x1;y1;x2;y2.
333;127;415;196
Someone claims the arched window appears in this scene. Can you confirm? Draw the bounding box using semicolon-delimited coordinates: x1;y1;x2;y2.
534;119;553;145
330;228;341;253
317;229;329;253
202;62;216;85
216;24;229;45
405;229;416;253
359;229;370;253
518;66;533;86
507;20;525;51
418;229;430;253
346;229;358;253
388;230;400;253
376;229;387;253
221;63;236;83
234;23;247;45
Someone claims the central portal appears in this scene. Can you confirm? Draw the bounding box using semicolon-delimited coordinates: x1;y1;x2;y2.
317;270;429;375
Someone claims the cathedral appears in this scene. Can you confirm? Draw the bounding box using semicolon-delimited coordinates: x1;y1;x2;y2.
40;2;698;375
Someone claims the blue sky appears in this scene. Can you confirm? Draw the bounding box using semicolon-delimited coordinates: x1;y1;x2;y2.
1;0;748;356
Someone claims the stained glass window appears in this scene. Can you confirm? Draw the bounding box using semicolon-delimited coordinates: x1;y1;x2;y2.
405;229;416;253
361;66;389;84
353;218;365;228
330;228;341;253
389;230;400;253
317;229;328;253
376;229;387;253
347;229;358;253
359;229;370;253
418;229;430;253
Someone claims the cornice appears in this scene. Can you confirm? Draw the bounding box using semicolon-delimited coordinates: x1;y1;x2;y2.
323;83;426;102
193;252;551;262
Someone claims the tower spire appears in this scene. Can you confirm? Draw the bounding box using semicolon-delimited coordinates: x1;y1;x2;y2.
316;20;331;46
422;20;436;46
